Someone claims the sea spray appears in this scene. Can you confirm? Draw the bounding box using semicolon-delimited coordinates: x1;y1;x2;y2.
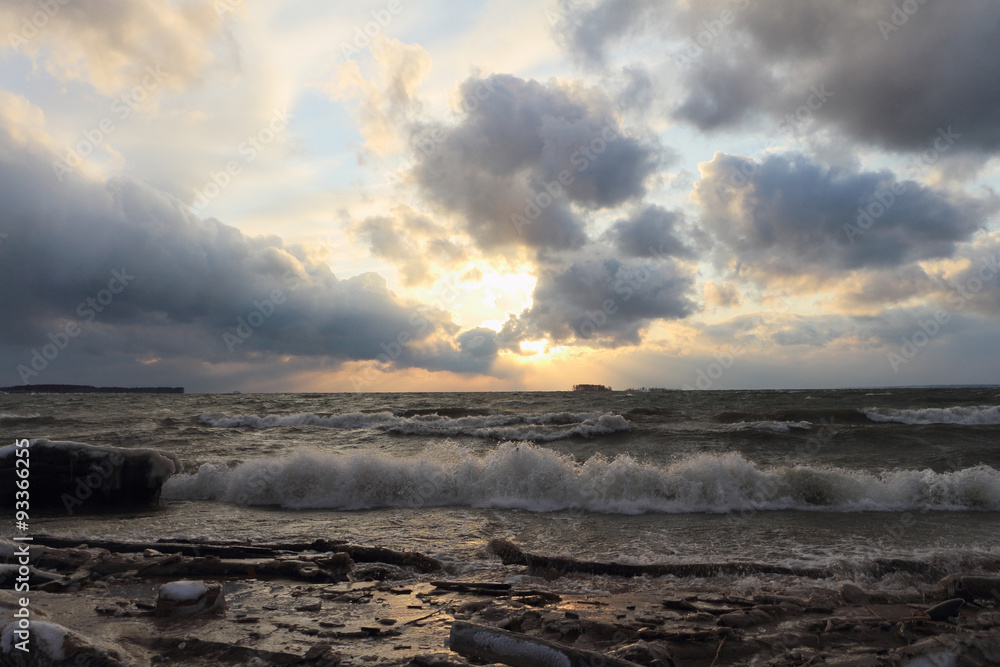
162;443;1000;514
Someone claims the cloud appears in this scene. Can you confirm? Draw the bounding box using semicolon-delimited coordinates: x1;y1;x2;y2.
694;152;997;282
498;246;697;348
0;112;497;385
932;234;1000;316
552;0;666;67
351;206;466;286
614;65;656;114
672;52;775;131
703;281;741;309
603;204;692;259
327;35;431;155
1;0;226;94
832;266;934;312
410;74;662;250
555;0;1000;155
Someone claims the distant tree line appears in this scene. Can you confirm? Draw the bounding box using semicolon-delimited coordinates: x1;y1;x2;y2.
0;384;183;394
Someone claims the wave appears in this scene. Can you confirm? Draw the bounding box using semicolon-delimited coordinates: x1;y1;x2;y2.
198;411;630;442
714;409;874;426
162;444;1000;513
718;420;813;433
862;405;1000;425
0;413;50;425
715;405;1000;427
393;407;493;418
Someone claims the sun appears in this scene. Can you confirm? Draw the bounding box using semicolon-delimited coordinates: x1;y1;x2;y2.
519;339;548;355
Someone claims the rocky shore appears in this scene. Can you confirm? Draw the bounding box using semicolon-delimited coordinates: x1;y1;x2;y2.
2;536;999;666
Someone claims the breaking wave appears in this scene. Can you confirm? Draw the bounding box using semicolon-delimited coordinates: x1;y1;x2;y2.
198;410;630;442
163;444;1000;513
862;405;1000;426
718;420;813;433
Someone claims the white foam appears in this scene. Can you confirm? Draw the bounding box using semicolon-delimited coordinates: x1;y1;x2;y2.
199;411;629;441
862;405;1000;425
162;443;1000;514
719;420;813;433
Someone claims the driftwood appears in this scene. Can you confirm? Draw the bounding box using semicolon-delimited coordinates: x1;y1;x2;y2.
449;621;644;667
488;539;985;581
28;535;441;572
431;581;562;604
488;539;830;579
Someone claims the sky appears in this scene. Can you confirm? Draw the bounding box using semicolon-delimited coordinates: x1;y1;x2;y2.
1;0;999;393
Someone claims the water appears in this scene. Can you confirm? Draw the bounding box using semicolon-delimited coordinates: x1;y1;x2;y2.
3;387;999;588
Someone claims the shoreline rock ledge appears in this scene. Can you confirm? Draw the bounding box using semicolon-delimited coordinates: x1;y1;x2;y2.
0;439;180;512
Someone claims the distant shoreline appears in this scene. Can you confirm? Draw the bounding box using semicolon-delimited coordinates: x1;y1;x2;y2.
0;384;183;394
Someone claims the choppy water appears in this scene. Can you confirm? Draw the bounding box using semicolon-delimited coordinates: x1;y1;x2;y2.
3;387;999;587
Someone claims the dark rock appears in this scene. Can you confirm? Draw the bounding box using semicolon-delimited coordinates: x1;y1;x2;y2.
154;580;226;617
611;640;675;667
717;608;774;628
302;643;341;665
840;582;870;605
579;619;634;643
353;562;408;580
487;539;830;579
925;598;964;622
0;619;129;666
0;439;179;511
456;600;492;614
450;621;645;667
0;564;63;589
410;653;475;667
940;574;1000;601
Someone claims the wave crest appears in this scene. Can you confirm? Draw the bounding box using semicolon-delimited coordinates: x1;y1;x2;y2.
862;405;1000;425
162;444;1000;513
718;420;813;433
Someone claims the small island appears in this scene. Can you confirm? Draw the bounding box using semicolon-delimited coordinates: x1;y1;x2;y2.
0;384;183;394
572;384;612;391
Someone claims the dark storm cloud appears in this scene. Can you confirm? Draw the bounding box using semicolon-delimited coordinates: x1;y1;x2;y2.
497;248;696;348
410;74;662;250
604;205;692;259
0;124;496;384
694;152;997;280
557;0;1000;154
